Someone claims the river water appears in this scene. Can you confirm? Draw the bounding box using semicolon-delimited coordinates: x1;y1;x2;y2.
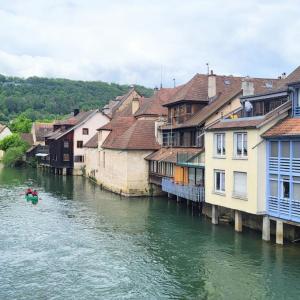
0;166;300;299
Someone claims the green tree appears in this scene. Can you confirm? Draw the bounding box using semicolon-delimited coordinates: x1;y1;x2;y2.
0;134;29;152
10;115;32;133
2;146;26;167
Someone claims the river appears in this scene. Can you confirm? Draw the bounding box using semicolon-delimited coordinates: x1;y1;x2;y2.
0;166;299;299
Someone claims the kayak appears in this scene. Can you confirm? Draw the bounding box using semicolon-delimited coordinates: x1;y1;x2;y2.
25;194;39;204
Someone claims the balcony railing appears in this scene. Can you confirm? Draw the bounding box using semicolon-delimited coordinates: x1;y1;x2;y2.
162;177;205;202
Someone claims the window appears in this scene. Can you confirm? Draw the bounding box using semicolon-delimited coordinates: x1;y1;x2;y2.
63;154;70;161
293;141;300;158
77;141;83;148
188;168;196;185
234;132;247;158
196;168;203;186
74;155;84;162
233;172;247;198
186;104;192;114
297;88;300;107
214;170;225;193
214;133;225;156
63;140;69;148
281;141;290;158
180;132;184;146
191;131;196;146
270;141;278;157
293;177;300;201
281;179;290;199
269;175;278;197
82;128;89;135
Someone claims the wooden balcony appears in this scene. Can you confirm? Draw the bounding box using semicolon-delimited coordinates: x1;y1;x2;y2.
162;177;205;202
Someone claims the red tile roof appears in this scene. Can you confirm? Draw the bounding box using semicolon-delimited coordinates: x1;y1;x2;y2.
135;87;181;117
102;118;160;150
263;118;300;137
164;73;280;106
84;133;98;148
54;110;97;126
33;122;54;142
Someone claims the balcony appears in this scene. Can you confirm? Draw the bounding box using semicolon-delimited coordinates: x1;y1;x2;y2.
162;177;205;202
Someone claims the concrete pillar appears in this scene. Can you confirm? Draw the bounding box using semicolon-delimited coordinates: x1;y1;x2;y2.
235;210;243;232
167;193;171;198
62;168;67;176
212;205;219;225
276;220;284;245
187;199;190;207
262;216;270;241
176;195;181;203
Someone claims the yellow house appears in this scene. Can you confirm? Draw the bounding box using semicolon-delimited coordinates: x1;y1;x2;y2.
205;101;290;232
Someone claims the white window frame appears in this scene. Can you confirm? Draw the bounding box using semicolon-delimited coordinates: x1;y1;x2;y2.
214;170;225;193
233;171;247;199
234;132;248;158
214;133;226;157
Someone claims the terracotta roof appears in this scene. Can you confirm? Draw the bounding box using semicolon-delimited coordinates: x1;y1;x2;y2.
164;73;280;106
145;147;203;163
207;100;291;131
98;116;135;131
263;117;300;138
21;133;34;145
54;110;97;126
135;87;181;117
33;122;54;142
102;118;160;150
84;133;98;148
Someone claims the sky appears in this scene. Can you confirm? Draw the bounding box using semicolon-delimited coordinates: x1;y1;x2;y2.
0;0;300;87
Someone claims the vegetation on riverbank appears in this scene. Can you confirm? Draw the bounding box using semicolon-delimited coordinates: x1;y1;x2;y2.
0;134;30;166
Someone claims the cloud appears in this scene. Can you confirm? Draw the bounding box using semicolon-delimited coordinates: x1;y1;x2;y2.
0;0;299;87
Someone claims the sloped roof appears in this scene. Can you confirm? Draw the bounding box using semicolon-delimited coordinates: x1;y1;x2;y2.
54;110;97;126
33;122;54;142
164;73;280;106
102;118;160;150
207;100;291;131
135;87;181;117
145;147;203;163
84;133;98;148
263;117;300;138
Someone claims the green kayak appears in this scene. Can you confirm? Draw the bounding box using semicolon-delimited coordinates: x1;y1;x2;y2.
25;194;39;204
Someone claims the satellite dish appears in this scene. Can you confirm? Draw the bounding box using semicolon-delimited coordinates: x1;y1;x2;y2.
244;101;253;112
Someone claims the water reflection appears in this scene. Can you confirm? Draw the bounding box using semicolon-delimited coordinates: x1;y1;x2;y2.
0;166;300;299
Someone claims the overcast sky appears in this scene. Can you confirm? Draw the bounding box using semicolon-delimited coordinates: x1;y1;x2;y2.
0;0;299;87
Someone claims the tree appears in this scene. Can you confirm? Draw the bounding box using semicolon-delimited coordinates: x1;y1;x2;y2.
0;134;29;152
2;146;26;167
10;115;32;133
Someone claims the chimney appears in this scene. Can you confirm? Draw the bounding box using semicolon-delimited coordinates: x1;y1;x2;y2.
241;77;254;96
153;86;159;94
208;70;217;98
132;98;140;114
281;72;287;79
73;109;80;116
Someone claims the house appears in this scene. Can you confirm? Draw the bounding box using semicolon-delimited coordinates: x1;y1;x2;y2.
0;124;12;159
146;71;280;205
45;109;109;175
93;87;178;196
204;66;300;243
260;68;300;244
31;122;54;146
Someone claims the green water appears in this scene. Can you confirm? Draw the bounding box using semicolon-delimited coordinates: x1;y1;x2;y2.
0;166;300;299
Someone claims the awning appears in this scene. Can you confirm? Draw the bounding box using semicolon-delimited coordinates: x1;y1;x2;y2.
35;153;48;157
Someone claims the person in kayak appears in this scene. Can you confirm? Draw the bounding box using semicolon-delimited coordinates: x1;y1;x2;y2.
26;188;33;196
32;190;38;197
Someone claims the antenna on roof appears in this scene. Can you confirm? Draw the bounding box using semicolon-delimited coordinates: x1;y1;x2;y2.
160;65;163;89
173;78;176;88
206;62;210;75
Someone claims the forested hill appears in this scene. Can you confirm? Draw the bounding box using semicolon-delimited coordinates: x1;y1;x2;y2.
0;74;153;123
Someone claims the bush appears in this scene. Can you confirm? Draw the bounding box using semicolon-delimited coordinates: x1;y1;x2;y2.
0;134;28;151
2;146;26;167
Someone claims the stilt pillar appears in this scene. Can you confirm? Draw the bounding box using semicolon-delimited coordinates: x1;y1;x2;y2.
212;205;219;225
167;193;171;198
62;168;67;176
276;220;284;245
176;195;181;203
262;216;270;241
235;210;243;232
187;199;190;207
